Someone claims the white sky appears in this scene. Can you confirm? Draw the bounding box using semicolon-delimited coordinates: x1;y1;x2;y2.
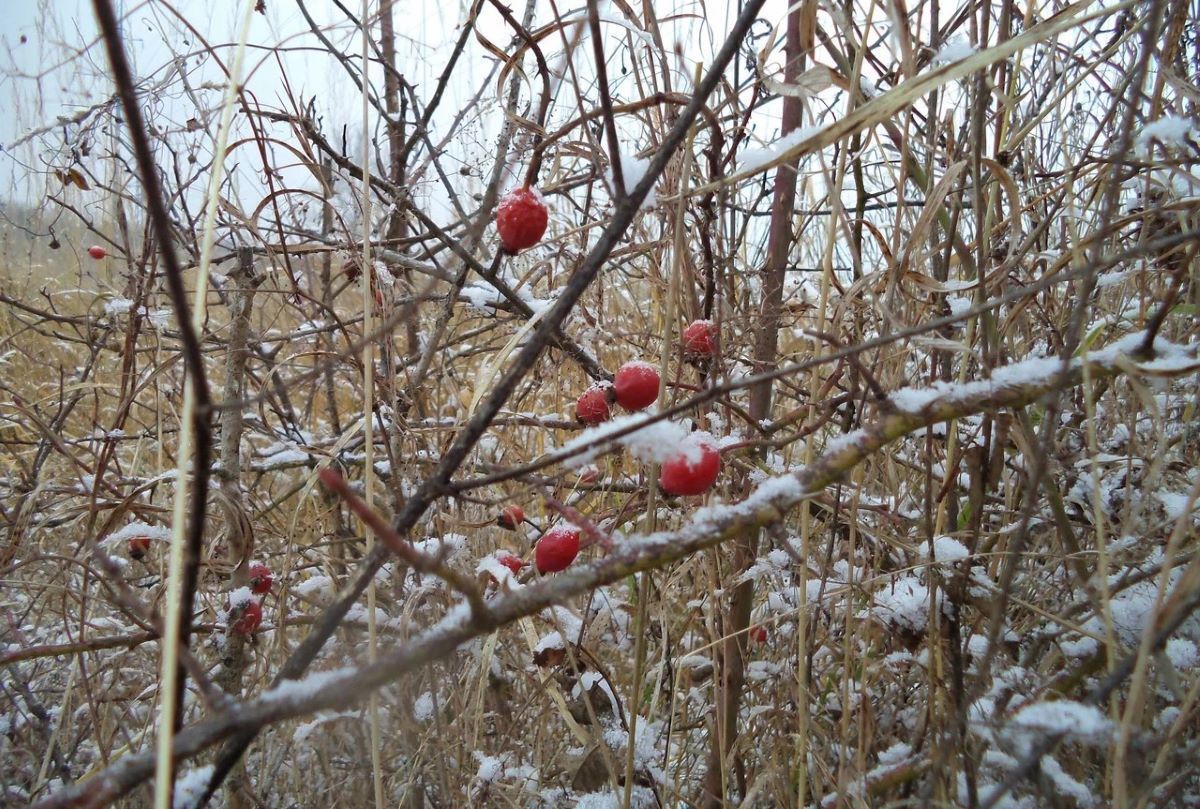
2;0;480;198
1;0;785;207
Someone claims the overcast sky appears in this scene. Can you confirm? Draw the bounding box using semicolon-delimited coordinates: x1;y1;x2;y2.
1;0;781;205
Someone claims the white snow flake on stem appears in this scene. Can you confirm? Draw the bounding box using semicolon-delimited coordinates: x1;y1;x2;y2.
533;631;564;655
1038;755;1097;807
473;752;504;783
412;691;435;722
605;153;656;208
1138;115;1195;150
871;575;943;633
262;667;357;703
461;283;502;311
1008;699;1113;745
560;413;690;469
933;38;977;64
889;333;1199;415
927;535;971;564
739;125;826;172
103;297;135;317
102;522;172;548
226;586;255;610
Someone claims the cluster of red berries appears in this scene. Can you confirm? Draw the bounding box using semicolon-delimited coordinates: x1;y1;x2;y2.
492;189;724;576
574;355;722;498
493;500;582;575
249;562;274;595
489;506;533;580
574;319;717;426
575;360;661;425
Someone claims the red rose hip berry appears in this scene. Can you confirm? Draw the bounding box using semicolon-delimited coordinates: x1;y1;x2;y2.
749;624;768;645
231;600;263;636
496;187;548;253
613;361;660;411
682;319;718;358
497;551;527;575
659;432;721;496
128;536;152;560
497;504;525;530
575;384;613;425
248;562;273;595
535;525;581;573
87;245;107;260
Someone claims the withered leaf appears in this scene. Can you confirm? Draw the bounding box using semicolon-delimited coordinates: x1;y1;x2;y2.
56;168;90;191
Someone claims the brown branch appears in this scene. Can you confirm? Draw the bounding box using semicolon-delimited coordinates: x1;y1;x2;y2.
316;469;487;618
91;0;215;748
586;0;625;198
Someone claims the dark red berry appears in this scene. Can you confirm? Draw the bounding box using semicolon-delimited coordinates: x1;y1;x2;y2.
249;562;273;595
575;384;613;425
496;187;548;253
682;319;718;358
577;465;601;485
749;625;768;645
613;361;661;411
87;245;107;260
231;600;263;636
535;526;581;573
497;504;525;530
659;434;721;496
128;536;151;560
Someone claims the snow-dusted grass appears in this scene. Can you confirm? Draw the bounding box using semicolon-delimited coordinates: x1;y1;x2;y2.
5;2;1200;807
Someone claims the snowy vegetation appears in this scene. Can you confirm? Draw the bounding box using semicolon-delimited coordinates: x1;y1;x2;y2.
1;0;1199;807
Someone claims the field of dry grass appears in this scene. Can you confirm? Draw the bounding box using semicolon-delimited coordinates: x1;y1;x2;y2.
2;0;1199;807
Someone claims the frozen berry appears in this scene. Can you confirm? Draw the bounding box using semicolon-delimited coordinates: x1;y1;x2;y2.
682;319;718;358
659;432;721;496
497;504;525;530
248;562;273;595
575;384;613;425
87;245;107;260
535;525;581;573
497;551;527;575
496;187;548;253
128;536;152;560
231;600;263;636
613;361;660;411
